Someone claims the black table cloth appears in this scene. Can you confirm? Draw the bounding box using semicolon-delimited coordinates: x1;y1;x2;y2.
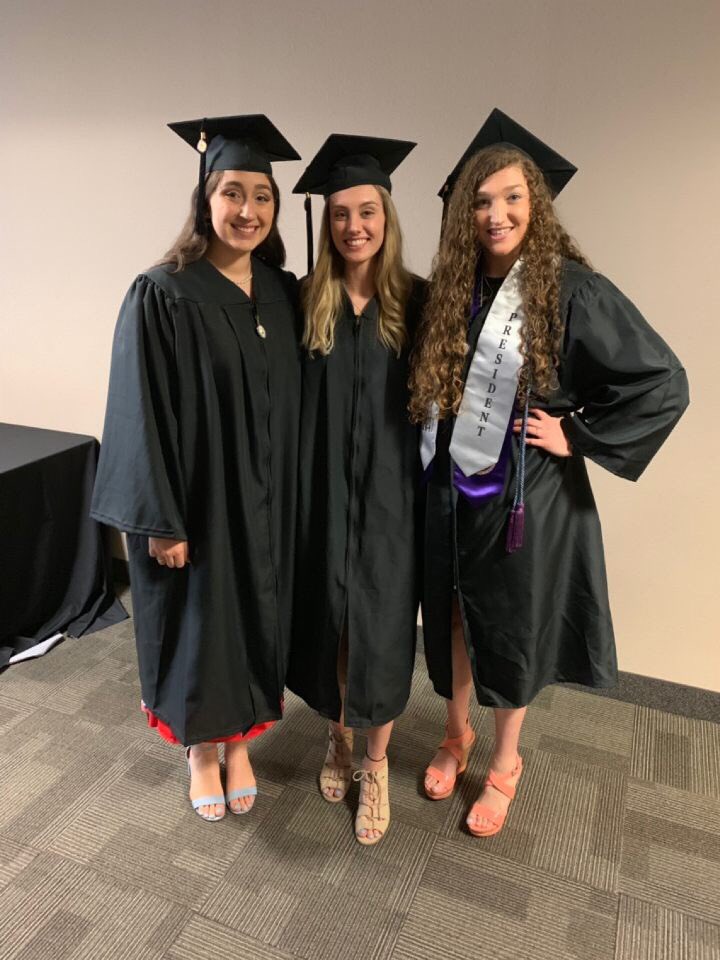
0;422;127;668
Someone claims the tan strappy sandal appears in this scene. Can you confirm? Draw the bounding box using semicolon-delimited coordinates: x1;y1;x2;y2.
353;757;390;845
424;723;476;800
319;725;354;802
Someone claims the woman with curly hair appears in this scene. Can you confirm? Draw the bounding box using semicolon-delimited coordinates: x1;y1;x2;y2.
288;135;424;845
409;109;688;837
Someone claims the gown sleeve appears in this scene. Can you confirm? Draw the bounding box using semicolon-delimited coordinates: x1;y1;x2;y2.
560;273;689;481
90;275;188;539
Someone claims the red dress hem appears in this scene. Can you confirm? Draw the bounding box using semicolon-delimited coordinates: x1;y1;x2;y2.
141;702;278;746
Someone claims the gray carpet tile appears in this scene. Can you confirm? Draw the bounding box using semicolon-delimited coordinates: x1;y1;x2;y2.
631;706;720;797
165;914;299;960
38;749;272;907
0;693;38;734
615;896;720;960
1;591;719;959
0;851;191;960
0;729;146;847
199;784;437;957
277;880;408;960
0;837;39;890
391;841;618;960
619;779;720;925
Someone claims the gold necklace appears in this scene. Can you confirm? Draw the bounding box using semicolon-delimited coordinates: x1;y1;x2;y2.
232;270;253;285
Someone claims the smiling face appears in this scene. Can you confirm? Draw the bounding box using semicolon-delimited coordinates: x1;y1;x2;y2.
207;170;275;255
327;185;386;266
473;164;531;275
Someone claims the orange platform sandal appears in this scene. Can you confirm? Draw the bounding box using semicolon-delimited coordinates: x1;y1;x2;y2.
467;755;523;837
424;724;476;800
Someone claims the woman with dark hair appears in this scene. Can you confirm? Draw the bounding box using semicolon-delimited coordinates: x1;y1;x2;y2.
409;109;688;837
91;115;302;822
288;135;424;845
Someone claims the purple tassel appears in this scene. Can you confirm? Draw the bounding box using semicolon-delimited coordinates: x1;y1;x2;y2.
505;503;525;553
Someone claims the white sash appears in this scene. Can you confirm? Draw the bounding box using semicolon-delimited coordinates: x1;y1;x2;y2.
421;259;525;475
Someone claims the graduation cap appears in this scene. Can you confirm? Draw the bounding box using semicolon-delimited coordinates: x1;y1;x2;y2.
168;114;301;235
439;108;577;203
293;134;416;273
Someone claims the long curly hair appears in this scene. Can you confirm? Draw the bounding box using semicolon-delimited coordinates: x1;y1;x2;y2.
408;146;590;423
303;185;412;356
159;170;286;271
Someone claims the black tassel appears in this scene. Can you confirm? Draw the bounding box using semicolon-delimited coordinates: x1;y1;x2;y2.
194;122;208;237
304;193;314;274
439;183;450;239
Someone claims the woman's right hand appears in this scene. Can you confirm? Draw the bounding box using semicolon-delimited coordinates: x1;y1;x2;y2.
513;409;572;457
148;538;190;568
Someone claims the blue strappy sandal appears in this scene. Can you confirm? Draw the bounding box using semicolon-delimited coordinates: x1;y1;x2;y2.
225;784;258;815
185;746;225;822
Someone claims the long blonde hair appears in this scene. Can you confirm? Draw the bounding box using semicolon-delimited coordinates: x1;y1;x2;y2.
408;147;590;422
303;185;412;356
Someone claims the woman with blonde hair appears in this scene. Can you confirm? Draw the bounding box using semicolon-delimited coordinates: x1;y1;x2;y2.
410;109;688;837
288;135;424;845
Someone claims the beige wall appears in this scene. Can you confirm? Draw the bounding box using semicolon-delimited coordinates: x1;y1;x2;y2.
2;0;718;691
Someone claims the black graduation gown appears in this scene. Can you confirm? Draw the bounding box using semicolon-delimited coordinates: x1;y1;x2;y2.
288;281;425;727
423;260;689;708
90;256;301;745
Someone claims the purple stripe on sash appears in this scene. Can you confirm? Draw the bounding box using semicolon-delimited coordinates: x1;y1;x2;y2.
453;415;512;505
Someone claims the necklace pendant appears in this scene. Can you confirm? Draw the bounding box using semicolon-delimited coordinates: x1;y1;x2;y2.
256;323;267;339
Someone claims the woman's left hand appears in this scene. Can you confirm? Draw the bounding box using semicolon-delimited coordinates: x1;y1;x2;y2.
513;408;572;457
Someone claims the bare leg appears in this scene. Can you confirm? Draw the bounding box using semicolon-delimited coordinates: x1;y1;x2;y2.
466;706;526;831
356;719;394;841
425;598;474;796
322;631;353;800
365;722;393;765
187;742;224;819
224;740;257;813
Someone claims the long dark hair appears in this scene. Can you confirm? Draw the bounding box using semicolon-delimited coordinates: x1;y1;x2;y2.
159;170;286;271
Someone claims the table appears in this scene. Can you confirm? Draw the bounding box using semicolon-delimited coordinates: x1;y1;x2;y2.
0;422;127;667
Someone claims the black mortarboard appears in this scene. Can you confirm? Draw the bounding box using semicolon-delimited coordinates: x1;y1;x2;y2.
439;108;577;202
168;114;300;235
292;134;416;272
293;134;415;197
